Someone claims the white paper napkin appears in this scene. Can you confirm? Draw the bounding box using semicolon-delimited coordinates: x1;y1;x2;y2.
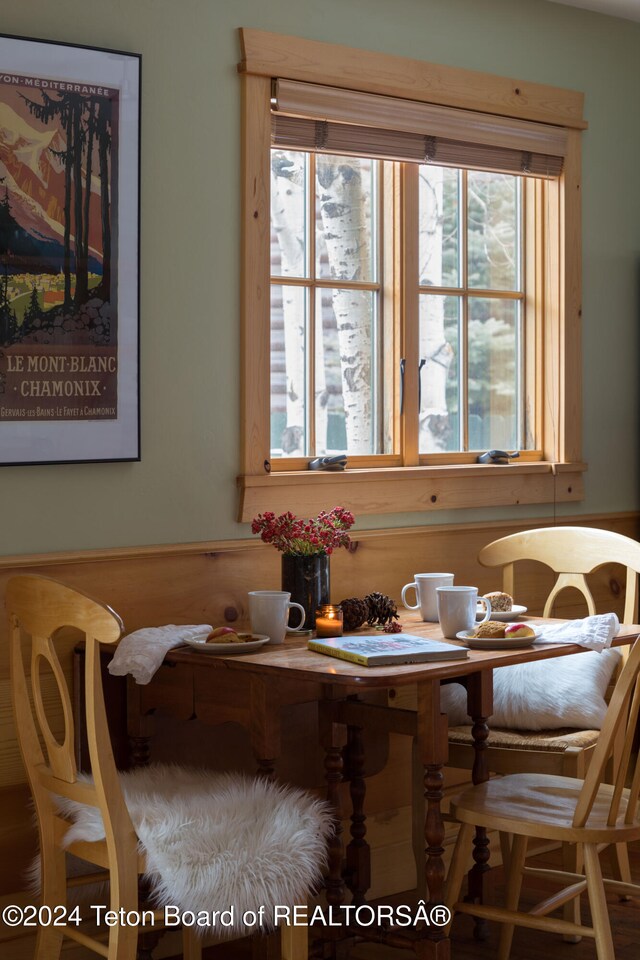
108;624;212;684
534;613;619;652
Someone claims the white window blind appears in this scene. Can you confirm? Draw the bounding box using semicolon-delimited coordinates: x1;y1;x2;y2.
272;79;567;177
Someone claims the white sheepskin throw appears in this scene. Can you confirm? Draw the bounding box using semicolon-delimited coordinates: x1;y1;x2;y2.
440;647;622;731
54;764;332;934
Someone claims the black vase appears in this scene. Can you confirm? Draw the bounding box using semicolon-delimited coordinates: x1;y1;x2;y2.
281;554;330;629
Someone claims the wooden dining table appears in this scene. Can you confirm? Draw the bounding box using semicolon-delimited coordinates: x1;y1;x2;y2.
126;616;639;959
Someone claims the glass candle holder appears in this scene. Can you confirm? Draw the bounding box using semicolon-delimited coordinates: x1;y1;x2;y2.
315;604;343;638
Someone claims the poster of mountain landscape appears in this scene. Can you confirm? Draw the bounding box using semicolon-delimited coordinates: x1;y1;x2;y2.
0;34;139;464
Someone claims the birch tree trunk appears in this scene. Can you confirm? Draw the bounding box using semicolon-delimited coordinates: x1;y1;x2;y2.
316;157;373;454
271;152;307;455
418;166;454;452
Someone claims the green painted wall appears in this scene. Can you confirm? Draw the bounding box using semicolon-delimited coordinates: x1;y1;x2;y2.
0;0;638;554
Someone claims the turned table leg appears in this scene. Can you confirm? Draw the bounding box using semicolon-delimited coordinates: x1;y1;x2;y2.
319;700;347;914
345;718;370;906
465;670;493;941
415;679;450;960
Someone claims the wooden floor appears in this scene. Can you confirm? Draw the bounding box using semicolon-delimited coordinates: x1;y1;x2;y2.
198;842;640;960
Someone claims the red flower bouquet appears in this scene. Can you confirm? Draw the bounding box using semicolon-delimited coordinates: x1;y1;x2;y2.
251;507;355;556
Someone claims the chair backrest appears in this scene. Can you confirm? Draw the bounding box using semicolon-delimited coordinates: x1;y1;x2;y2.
574;634;640;828
6;576;134;860
478;526;640;623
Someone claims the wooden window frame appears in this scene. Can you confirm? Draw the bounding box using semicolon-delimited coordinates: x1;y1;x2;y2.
237;29;586;522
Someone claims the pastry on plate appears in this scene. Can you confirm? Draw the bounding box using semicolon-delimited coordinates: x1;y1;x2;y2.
206;627;245;644
483;591;513;612
472;620;506;639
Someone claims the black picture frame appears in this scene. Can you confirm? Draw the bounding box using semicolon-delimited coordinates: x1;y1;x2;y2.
0;32;140;465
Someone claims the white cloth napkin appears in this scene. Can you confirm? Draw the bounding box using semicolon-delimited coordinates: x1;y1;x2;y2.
108;624;212;685
534;613;619;652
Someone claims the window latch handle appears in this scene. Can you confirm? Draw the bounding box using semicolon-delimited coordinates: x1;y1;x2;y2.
399;358;406;414
418;358;426;410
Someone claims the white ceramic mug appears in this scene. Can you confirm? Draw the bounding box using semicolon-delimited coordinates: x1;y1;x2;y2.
437;586;491;639
248;591;306;645
401;573;455;621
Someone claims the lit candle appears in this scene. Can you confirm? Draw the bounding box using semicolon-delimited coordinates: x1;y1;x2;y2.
315;604;343;638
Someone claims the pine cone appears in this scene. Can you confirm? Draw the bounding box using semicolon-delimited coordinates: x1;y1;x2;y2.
383;620;403;633
364;591;400;626
339;597;370;631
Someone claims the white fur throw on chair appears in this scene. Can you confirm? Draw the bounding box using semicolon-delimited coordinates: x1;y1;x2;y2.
55;764;333;934
440;647;622;731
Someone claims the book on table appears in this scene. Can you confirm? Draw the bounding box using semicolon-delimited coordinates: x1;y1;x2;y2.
307;634;468;666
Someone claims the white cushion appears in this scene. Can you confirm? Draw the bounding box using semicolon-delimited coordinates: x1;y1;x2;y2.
441;648;622;731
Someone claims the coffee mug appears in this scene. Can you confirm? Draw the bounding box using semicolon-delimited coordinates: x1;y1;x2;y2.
248;590;306;645
401;573;455;622
436;586;491;639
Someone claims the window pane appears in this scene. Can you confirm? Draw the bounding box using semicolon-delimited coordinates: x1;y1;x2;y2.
316;288;381;455
270;284;307;457
468;297;519;451
271;151;308;279
418;295;461;453
419;166;460;288
467;171;519;291
315;155;377;282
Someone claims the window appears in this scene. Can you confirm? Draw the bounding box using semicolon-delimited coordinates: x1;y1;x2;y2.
418;167;528;456
270;157;532;463
238;30;586;521
270;151;392;461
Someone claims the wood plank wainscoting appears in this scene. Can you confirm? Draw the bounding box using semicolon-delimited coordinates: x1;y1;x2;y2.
1;511;638;958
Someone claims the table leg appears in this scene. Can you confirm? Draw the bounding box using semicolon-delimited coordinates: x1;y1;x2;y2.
415;679;450;960
319;700;347;913
126;678;153;767
345;719;370;905
465;670;493;941
250;677;280;781
129;734;152;767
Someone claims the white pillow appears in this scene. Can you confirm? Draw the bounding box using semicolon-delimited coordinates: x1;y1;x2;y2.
441;648;622;731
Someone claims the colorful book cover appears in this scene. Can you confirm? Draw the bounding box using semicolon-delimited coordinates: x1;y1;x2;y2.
308;634;468;666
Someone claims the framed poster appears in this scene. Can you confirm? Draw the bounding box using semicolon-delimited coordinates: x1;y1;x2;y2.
0;33;140;464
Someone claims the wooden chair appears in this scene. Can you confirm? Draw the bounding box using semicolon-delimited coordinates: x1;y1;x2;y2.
8;575;330;960
445;633;640;960
448;527;640;779
443;526;640;934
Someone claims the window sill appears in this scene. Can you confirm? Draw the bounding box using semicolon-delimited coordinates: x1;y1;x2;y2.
237;461;586;522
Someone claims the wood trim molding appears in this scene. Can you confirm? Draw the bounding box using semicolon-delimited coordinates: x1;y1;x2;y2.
1;504;636;572
237;462;586;522
560;129;583;463
239;29;586;129
0;539;266;570
240;73;272;475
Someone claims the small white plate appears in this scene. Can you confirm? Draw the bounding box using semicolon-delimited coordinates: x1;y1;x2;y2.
182;634;270;654
457;628;540;650
476;603;528;622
